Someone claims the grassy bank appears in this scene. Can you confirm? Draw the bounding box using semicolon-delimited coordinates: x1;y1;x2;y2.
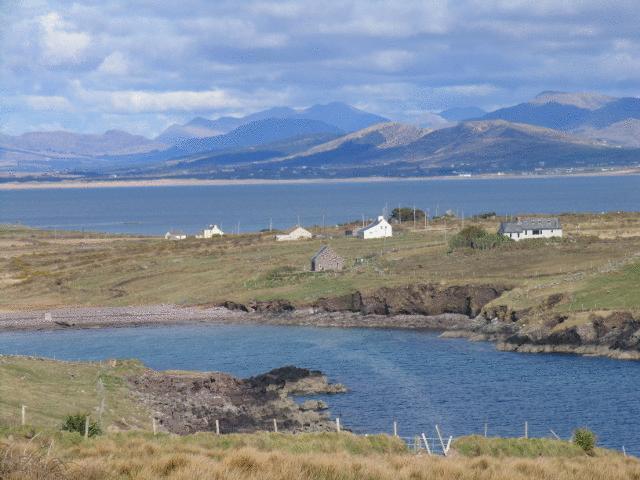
2;430;638;480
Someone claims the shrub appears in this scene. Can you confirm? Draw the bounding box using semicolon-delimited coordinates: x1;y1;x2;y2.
391;207;425;222
61;413;102;437
449;226;511;252
573;428;596;453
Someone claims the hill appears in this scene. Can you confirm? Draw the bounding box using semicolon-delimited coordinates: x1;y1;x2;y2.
156;102;388;144
481;92;640;146
252;120;640;177
173;118;344;155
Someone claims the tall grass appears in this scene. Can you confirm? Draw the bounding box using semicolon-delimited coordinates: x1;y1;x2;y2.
2;431;639;480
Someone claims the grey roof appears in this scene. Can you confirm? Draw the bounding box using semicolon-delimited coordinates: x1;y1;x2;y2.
499;217;561;234
311;245;338;261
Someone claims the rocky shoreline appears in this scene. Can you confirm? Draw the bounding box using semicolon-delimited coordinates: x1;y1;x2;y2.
130;365;347;434
1;283;638;361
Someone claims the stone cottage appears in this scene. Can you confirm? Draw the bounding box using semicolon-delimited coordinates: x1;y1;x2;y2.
310;246;344;272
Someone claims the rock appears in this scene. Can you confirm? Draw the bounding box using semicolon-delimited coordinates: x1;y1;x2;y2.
313;284;507;317
128;365;345;435
247;299;295;314
300;400;328;411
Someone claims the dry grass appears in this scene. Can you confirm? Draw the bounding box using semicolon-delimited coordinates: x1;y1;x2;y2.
1;431;639;480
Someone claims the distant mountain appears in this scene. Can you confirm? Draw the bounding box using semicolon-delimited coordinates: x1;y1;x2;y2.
529;91;615;110
0;130;169;171
575;119;640;148
0;129;167;157
156;102;387;144
294;102;388;132
259;120;640;176
481;92;640;146
173;118;344;155
439;106;486;122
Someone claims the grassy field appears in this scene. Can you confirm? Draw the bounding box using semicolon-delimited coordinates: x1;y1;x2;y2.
2;213;640;317
0;356;150;432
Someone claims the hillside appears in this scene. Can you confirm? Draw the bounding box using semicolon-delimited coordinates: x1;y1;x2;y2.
173;118;344;155
481;92;640;146
252;120;640;177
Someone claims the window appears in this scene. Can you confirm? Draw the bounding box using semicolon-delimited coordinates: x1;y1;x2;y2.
533;229;541;235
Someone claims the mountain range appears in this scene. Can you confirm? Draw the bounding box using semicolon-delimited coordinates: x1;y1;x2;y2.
2;93;640;179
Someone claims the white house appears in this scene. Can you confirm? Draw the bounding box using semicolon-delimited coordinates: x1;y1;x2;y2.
275;226;313;241
165;230;187;240
357;216;393;239
196;224;224;238
498;217;562;241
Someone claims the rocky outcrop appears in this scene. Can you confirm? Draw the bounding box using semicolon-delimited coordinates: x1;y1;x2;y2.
313;284;507;317
472;307;640;359
129;366;345;435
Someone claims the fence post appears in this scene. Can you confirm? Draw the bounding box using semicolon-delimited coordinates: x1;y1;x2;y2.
421;433;432;456
549;429;561;440
21;405;26;426
84;415;90;439
623;446;627;457
446;436;453;455
336;418;341;433
273;418;278;433
435;425;447;456
524;421;528;439
484;422;488;438
152;418;157;436
215;419;220;435
393;421;398;437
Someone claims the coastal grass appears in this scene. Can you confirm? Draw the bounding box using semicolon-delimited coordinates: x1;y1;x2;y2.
454;435;587;458
0;356;150;432
2;430;639;480
2;212;640;317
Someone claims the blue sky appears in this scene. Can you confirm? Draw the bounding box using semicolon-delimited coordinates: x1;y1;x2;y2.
1;0;639;137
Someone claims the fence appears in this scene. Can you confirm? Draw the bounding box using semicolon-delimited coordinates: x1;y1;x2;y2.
5;406;632;458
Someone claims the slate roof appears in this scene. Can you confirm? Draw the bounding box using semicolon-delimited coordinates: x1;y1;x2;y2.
499;217;561;234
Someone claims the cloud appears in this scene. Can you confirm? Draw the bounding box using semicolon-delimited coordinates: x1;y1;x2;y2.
24;95;74;111
39;12;91;66
97;52;129;76
2;0;640;135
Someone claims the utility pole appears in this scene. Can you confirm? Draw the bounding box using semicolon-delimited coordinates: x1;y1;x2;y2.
362;214;365;228
413;205;416;229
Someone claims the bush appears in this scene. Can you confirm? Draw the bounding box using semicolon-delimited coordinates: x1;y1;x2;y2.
390;207;425;222
573;428;596;453
61;413;102;437
449;226;511;252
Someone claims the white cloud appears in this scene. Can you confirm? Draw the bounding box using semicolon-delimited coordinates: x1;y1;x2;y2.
97;52;129;76
24;95;74;111
435;84;499;97
39;12;91;66
370;50;415;72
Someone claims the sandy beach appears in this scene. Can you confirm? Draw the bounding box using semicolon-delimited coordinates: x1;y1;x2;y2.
1;169;639;190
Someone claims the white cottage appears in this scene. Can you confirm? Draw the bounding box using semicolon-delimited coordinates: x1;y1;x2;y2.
196;224;224;238
499;217;562;241
165;230;187;240
357;216;393;239
275;226;313;241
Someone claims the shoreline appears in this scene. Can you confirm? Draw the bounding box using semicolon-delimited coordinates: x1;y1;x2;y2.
1;168;640;190
2;305;638;362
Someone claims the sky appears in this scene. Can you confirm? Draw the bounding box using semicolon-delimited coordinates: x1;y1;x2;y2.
1;0;639;137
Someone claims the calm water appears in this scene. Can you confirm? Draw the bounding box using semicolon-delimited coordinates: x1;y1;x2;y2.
1;324;639;453
1;175;640;235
